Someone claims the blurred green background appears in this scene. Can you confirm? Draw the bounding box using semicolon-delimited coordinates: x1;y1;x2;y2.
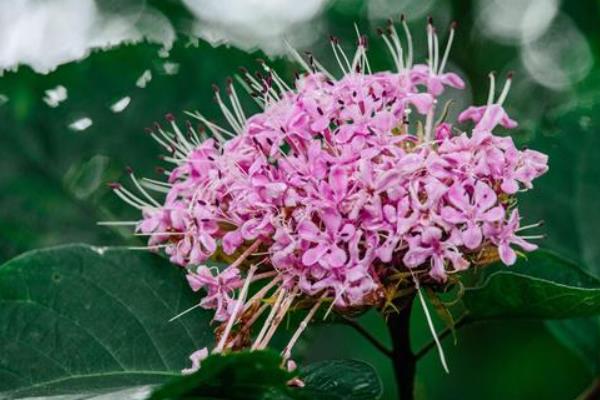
0;0;599;399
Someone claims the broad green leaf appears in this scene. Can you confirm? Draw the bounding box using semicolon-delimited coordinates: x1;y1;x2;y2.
150;351;294;400
546;318;600;375
519;81;600;374
299;359;383;400
63;155;110;200
150;351;383;400
462;250;600;320
0;244;212;399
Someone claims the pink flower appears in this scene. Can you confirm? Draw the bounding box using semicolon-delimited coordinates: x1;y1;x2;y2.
435;122;453;141
411;64;465;96
458;104;517;132
298;209;355;269
110;19;549;363
441;180;505;249
484;209;538;265
403;227;469;281
187;266;242;321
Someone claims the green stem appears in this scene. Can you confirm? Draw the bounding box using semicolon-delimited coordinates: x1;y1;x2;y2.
340;315;392;358
414;314;470;360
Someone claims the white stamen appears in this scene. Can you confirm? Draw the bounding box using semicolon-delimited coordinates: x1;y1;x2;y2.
186;111;231;142
520;235;545;240
134;231;186;237
129;171;161;207
215;91;243;134
228;83;248;125
331;39;349;75
335;43;352;73
402;18;414;67
497;75;513;106
244;276;281;312
127;245;167;251
214;263;257;353
97;221;139;226
169;303;202;322
381;33;401;72
153;126;189;156
141;181;170;193
486;73;496;106
282;296;324;361
112;188;145;210
517;221;543;231
311;58;335;81
433;29;440;75
142;177;171;187
257;288;297;350
170;121;195;153
439;24;456;74
252;288;286;350
389;24;405;70
414;275;449;373
285;40;313;74
427;23;434;71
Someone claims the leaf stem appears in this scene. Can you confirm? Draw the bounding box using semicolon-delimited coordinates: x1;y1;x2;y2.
340;315;393;358
414;314;470;360
387;297;416;400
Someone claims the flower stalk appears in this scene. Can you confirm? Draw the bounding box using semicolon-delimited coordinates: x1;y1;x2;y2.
387;297;416;400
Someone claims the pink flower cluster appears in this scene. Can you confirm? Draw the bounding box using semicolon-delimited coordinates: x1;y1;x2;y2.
135;73;547;313
110;20;548;368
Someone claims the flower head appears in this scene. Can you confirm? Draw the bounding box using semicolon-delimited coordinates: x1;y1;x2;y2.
107;18;548;369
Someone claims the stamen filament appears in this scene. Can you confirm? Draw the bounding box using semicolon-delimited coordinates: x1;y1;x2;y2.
438;23;456;74
497;74;513;106
252;288;286;350
281;295;324;361
214;263;257;353
486;72;496;106
169;303;202;322
415;276;449;373
402;16;414;67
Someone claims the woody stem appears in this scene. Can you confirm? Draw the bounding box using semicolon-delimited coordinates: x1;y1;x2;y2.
386;296;416;400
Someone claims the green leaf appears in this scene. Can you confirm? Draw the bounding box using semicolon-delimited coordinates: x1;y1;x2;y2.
150;351;383;400
299;359;383;400
462;250;600;320
522;82;600;375
63;155;110;200
0;244;212;399
150;351;293;400
546;318;600;375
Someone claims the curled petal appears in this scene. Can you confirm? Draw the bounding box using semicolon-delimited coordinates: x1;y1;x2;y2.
302;244;329;266
499;243;517;266
182;347;209;375
462;224;482;250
